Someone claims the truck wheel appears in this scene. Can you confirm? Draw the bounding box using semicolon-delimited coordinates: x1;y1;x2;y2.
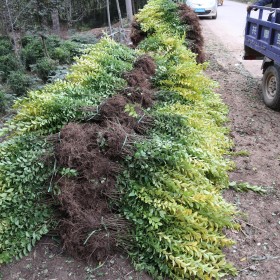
262;65;280;109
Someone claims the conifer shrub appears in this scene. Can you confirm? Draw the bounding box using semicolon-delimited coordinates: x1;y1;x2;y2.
49;40;81;64
34;57;58;82
71;33;98;44
0;54;20;82
7;70;31;96
21;35;81;70
0;35;90;104
0;37;13;56
21;36;45;68
0;90;7;114
51;47;71;64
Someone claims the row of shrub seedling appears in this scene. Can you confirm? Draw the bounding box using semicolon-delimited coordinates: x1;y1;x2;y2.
0;0;238;279
0;34;97;114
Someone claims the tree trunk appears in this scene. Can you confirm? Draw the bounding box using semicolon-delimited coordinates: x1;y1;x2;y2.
51;8;60;36
125;0;133;23
115;0;123;28
106;0;112;34
67;0;72;26
4;0;19;57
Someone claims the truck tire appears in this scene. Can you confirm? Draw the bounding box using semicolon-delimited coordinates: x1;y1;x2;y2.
262;65;280;109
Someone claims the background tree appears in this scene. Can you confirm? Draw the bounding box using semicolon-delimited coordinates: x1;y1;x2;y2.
0;0;149;48
125;0;133;22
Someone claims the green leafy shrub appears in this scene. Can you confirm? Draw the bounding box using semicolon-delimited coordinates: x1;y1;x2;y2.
7;70;31;96
135;0;185;37
0;135;54;264
0;90;7;114
229;181;267;194
0;54;20;82
0;3;238;279
0;38;135;137
34;57;58;82
110;1;238;278
0;39;136;263
116;34;237;279
70;33;98;44
0;37;13;56
134;0;205;63
141;34;208;101
120;137;236;277
21;37;44;68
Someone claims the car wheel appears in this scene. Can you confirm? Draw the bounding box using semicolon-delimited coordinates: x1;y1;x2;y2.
212;12;217;19
262;64;280;109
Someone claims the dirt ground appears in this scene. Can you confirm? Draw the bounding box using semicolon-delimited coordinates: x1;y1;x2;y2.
203;27;280;280
1;25;280;280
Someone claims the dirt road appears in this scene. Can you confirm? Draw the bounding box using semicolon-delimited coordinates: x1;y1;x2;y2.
203;16;280;279
201;0;263;78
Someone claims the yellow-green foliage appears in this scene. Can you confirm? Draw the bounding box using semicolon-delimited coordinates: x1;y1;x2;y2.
141;34;211;100
136;0;185;37
0;1;238;279
117;1;238;279
0;38;135;137
229;181;266;194
0;38;136;264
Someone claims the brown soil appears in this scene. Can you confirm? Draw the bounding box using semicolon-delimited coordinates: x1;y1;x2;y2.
203;28;280;280
178;4;205;63
130;20;147;46
1;24;280;280
54;55;156;264
0;55;156;280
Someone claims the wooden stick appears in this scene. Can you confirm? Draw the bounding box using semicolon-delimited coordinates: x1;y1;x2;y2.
235;218;268;233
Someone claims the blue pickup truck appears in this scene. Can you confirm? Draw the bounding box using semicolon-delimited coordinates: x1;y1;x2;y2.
244;6;280;109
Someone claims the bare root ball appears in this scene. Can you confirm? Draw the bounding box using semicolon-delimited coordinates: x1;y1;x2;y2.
130;20;148;47
178;4;205;63
54;56;157;262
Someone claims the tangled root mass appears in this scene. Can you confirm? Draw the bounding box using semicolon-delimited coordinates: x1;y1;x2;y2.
54;55;156;262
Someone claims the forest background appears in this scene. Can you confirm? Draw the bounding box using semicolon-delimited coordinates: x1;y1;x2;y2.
0;0;147;115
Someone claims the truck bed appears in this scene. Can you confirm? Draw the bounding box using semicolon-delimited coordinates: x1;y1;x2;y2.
244;6;280;64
